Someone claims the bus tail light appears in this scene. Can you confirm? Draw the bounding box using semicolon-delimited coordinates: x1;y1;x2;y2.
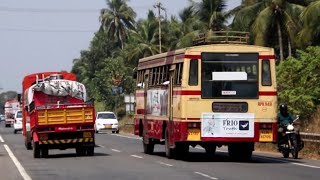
187;122;200;128
260;123;272;129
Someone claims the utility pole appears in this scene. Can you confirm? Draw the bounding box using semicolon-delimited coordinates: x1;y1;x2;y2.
154;1;166;53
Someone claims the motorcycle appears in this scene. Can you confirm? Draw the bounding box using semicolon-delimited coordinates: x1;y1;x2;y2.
278;115;304;159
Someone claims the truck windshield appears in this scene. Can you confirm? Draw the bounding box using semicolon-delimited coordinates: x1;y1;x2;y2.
97;113;116;119
201;53;259;99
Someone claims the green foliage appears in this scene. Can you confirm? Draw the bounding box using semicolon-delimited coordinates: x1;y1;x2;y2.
277;46;320;117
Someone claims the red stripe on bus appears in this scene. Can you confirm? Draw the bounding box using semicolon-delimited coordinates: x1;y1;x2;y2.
259;91;277;96
136;92;145;97
259;55;275;59
173;90;201;95
137;109;145;114
137;90;277;96
184;55;201;59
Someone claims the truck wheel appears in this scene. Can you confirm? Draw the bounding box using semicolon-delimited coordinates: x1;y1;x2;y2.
41;148;49;158
87;147;94;156
14;130;17;134
165;129;175;159
25;132;32;150
76;147;86;156
33;141;40;158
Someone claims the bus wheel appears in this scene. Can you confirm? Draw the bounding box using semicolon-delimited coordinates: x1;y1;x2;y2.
175;143;189;160
204;145;216;156
33;141;40;158
165;129;175;159
228;143;253;161
143;137;154;154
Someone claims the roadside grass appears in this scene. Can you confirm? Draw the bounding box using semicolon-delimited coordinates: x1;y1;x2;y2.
255;142;320;160
119;115;134;134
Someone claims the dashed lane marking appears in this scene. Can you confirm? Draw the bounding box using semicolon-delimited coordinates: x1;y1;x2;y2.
130;155;143;159
111;149;121;152
157;161;173;167
194;172;218;180
3;144;32;180
110;134;141;140
0;135;4;143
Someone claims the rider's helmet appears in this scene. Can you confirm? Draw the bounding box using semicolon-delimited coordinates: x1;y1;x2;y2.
279;103;288;114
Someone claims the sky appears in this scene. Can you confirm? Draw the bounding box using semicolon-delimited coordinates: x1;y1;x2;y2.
0;0;241;93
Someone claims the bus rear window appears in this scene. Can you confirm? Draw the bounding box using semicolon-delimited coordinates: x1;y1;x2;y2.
201;53;259;99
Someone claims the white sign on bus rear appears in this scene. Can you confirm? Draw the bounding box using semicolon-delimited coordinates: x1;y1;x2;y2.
212;72;247;81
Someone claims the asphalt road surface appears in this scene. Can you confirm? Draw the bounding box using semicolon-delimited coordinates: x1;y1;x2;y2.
1;121;320;180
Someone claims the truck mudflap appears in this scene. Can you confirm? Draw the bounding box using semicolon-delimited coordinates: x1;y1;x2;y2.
39;138;94;145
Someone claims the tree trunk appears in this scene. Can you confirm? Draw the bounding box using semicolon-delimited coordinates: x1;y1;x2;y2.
277;20;284;61
288;38;292;58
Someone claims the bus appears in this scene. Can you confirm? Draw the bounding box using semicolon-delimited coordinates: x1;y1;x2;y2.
134;31;278;160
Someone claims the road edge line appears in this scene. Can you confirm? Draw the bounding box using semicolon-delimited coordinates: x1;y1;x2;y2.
3;144;32;180
0;135;4;142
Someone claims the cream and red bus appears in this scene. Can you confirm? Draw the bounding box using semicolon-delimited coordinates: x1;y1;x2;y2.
134;32;278;160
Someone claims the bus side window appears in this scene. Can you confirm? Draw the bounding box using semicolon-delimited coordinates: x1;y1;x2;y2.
262;60;272;86
188;59;198;86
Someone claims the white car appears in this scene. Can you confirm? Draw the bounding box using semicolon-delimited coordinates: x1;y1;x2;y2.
95;111;119;133
13;110;23;134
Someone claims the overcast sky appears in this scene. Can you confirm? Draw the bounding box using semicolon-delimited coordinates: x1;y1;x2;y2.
0;0;241;93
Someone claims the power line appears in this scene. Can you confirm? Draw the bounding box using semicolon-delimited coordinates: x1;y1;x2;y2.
0;27;96;33
0;6;100;13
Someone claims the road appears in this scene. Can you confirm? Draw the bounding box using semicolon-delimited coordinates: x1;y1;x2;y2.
1;121;320;180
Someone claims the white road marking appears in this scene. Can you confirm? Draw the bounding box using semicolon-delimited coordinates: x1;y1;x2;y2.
3;144;32;180
291;163;320;169
111;149;121;152
130;155;143;159
0;135;4;142
97;145;105;148
194;172;218;180
253;155;320;169
157;161;173;167
111;134;141;140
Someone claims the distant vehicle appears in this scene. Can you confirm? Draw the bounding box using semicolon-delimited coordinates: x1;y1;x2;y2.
13;110;23;134
4;99;20;127
22;72;96;158
0;114;5;121
95;111;119;133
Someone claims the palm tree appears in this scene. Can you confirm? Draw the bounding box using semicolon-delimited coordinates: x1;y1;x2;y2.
231;0;305;60
99;0;136;49
121;11;160;65
194;0;228;31
298;0;320;47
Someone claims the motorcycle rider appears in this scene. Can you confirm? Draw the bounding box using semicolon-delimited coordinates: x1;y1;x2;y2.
277;103;294;148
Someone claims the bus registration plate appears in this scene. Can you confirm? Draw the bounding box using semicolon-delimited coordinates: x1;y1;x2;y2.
187;128;201;141
259;130;273;142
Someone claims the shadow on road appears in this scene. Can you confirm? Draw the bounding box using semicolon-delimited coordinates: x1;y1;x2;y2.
151;151;303;164
44;152;110;159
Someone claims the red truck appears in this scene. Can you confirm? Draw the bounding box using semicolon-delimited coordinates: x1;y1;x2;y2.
21;72;95;158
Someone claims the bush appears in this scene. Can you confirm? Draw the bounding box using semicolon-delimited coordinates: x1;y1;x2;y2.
277;46;320;119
